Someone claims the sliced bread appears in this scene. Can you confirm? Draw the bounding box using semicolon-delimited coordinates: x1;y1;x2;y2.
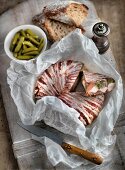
44;18;77;41
43;1;88;27
32;13;83;41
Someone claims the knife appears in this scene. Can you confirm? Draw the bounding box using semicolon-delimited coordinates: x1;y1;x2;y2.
17;121;103;165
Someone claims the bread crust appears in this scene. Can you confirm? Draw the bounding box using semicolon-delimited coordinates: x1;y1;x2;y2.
43;2;88;27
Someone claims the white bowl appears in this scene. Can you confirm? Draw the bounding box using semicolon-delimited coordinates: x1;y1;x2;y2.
4;25;47;63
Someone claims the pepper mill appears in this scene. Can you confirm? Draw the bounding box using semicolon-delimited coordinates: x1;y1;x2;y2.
92;22;110;54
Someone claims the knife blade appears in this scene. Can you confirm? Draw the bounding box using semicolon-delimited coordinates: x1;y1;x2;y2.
17;121;103;165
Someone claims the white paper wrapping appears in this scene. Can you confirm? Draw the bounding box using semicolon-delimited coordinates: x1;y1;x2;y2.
7;29;123;169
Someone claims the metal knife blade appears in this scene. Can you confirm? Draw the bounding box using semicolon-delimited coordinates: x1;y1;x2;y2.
17;121;63;145
17;121;103;165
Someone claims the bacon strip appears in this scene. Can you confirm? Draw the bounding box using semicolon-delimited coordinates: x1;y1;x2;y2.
35;60;83;99
59;92;104;126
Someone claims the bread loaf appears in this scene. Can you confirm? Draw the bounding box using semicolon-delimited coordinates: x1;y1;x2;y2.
43;1;88;27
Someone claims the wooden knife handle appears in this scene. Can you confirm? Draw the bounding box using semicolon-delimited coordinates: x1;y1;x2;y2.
61;142;103;165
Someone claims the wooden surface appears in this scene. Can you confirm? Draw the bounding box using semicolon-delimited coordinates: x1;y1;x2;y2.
0;89;18;170
0;0;125;169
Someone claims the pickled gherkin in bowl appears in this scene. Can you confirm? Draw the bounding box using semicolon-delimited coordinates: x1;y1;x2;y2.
4;25;47;63
10;29;44;60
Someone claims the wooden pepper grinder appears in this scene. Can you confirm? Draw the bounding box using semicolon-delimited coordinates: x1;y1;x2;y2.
92;22;110;54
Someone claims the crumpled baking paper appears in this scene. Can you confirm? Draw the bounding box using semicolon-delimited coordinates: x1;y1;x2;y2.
7;29;123;169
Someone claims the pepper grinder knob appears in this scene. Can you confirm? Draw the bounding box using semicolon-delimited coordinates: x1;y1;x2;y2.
92;22;110;54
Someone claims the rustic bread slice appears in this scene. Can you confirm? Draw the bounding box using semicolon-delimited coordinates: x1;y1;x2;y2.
32;13;81;41
43;1;88;27
44;18;77;41
32;13;53;40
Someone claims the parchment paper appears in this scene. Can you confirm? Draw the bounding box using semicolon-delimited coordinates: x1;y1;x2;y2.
7;29;123;169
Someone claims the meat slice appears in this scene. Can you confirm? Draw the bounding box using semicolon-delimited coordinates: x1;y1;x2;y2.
63;60;83;92
35;69;57;99
82;69;115;96
34;60;83;99
59;92;104;126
